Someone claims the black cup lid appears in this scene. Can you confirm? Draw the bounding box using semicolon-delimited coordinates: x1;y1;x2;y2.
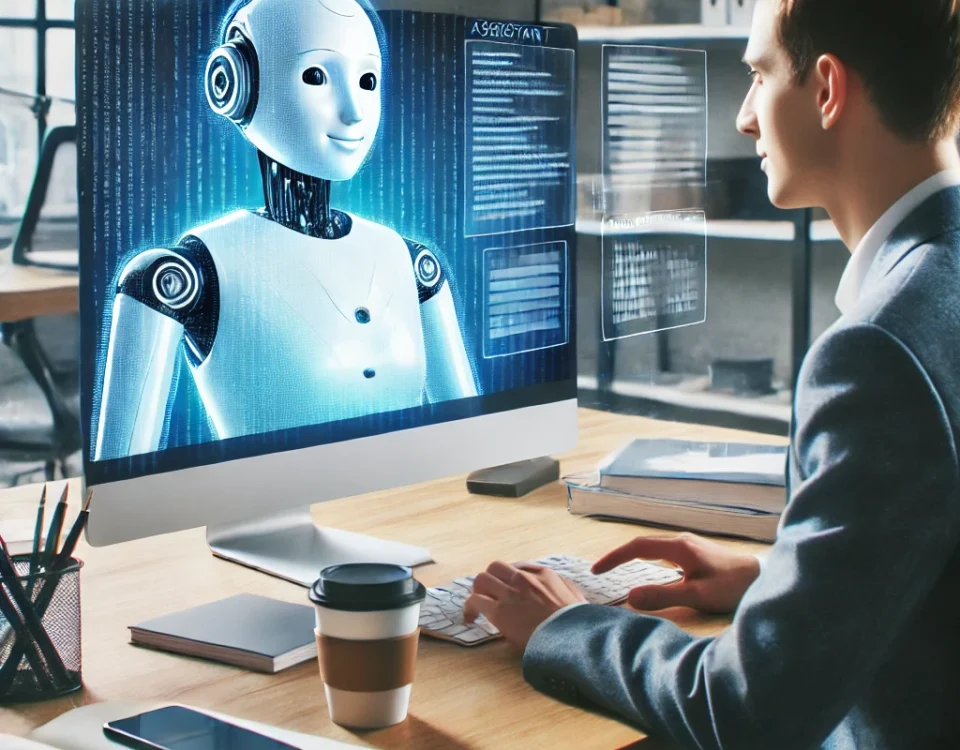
309;563;426;612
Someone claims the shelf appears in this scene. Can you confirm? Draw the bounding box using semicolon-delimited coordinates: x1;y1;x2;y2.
576;217;796;242
809;219;842;243
578;375;792;424
576;24;751;44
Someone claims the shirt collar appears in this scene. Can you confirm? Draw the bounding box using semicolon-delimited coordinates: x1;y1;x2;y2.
835;169;960;314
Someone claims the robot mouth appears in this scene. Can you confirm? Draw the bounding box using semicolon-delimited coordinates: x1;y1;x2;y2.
328;134;366;151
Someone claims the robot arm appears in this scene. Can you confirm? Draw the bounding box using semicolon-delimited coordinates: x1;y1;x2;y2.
94;240;218;461
406;240;479;402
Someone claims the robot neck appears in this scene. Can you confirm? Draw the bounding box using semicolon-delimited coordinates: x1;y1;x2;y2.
258;153;353;240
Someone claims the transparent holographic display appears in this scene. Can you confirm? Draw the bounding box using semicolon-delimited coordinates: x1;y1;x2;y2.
465;40;576;237
600;45;707;214
482;241;569;358
601;210;707;341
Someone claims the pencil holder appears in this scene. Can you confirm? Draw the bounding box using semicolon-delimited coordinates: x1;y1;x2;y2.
0;554;83;703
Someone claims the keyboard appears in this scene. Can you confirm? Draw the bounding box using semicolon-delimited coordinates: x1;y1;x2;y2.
419;554;683;647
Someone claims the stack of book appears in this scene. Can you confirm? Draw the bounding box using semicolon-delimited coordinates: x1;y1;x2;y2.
565;438;788;542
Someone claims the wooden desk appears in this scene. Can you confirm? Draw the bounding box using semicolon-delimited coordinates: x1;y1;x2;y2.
1;409;784;749
0;256;79;323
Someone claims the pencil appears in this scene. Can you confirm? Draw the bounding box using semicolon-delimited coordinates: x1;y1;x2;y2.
0;491;95;692
0;572;55;695
27;484;48;595
0;536;69;689
41;484;69;571
50;490;94;572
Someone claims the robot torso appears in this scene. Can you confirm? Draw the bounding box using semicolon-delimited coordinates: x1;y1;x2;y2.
187;210;427;438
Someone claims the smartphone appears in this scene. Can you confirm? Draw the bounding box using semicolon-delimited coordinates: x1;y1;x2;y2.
103;706;301;750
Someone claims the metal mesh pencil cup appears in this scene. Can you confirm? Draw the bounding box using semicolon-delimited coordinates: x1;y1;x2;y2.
0;554;83;703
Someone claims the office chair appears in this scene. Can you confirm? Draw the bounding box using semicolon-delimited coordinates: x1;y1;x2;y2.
12;124;78;271
0;124;81;483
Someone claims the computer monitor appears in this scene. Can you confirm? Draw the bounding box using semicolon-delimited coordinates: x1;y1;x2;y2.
77;0;579;585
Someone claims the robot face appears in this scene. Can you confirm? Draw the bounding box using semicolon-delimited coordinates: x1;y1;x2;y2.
239;0;383;180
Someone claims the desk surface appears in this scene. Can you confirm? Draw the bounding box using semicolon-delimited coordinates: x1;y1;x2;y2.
0;255;79;323
1;409;785;749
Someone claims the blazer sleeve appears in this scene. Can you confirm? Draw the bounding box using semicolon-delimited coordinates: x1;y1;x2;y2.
523;323;960;750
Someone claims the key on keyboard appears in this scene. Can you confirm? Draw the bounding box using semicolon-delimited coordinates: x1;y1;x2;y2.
419;554;683;647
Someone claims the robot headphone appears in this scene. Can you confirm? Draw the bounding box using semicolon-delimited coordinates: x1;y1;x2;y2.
204;23;260;125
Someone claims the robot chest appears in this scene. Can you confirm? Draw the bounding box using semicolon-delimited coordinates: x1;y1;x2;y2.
210;252;427;385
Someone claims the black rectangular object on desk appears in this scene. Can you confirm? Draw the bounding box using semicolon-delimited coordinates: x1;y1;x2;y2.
129;594;316;674
467;457;561;497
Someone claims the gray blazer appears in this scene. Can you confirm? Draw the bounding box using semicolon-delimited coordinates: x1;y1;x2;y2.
524;186;960;749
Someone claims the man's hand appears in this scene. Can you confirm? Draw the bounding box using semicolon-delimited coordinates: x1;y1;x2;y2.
592;533;761;615
463;561;588;652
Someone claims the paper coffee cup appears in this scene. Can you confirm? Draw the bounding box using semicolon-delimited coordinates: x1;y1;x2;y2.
309;563;426;729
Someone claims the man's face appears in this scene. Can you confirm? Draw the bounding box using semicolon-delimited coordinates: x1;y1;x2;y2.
736;0;831;208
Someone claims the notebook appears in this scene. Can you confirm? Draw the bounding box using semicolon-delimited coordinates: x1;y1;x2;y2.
598;438;788;514
129;594;316;674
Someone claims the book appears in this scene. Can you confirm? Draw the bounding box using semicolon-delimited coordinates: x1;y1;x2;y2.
598;438;788;514
129;594;317;674
567;475;780;543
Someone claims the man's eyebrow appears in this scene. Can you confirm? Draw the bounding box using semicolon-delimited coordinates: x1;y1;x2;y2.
742;53;771;70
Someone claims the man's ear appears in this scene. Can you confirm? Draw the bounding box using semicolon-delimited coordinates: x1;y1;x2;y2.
814;53;847;131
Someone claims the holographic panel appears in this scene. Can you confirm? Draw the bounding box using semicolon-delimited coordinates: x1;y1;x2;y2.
465;40;576;237
601;211;707;341
483;241;569;358
601;45;707;212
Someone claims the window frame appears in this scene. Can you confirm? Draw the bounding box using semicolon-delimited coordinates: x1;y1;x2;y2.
0;0;76;147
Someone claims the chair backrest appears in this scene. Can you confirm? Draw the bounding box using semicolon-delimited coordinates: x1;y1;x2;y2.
12;125;78;271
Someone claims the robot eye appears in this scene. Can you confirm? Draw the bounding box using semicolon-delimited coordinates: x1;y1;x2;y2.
302;67;327;86
360;73;378;92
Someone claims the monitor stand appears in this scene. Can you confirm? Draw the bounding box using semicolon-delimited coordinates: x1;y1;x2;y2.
207;507;433;587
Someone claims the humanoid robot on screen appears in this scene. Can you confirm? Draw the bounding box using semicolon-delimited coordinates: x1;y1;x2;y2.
81;0;577;468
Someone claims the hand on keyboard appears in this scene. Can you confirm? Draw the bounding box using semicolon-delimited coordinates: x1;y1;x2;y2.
462;560;588;652
592;534;761;614
419;554;682;647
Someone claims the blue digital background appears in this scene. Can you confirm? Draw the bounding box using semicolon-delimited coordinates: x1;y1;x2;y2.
78;1;577;484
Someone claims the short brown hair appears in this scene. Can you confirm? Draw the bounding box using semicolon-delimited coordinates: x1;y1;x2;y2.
777;0;960;142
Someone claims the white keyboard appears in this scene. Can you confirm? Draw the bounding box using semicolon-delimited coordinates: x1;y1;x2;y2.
419;554;683;647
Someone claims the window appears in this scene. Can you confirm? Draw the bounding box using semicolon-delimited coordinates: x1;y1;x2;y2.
0;1;75;220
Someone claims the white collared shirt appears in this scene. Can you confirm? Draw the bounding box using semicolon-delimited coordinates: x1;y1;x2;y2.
834;169;960;314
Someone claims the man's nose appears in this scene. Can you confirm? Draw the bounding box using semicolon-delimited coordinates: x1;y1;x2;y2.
736;97;759;139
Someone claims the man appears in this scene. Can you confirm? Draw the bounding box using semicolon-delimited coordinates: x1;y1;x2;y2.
463;1;960;747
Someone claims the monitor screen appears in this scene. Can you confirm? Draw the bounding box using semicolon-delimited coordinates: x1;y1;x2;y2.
78;1;578;487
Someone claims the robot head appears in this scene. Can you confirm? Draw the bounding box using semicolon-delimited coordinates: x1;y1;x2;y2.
205;0;383;181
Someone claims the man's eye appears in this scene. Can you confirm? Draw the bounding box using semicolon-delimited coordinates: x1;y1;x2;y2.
748;69;760;81
302;67;327;86
360;73;378;91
